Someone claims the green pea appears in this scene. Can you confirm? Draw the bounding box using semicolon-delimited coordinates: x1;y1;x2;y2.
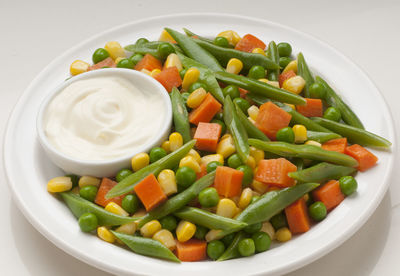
188;82;208;93
237;165;253;187
65;174;79;187
233;98;251;116
207;240;225;260
149;147;167;163
248;65;266;79
277;42;292;57
252;231;271;252
181;92;190;103
221;232;235;247
309;83;326;99
308;201;327;221
214;112;224;121
214;36;230;48
180;68;187;79
270;213;288;230
238;238;255;257
78;213;98;232
250;195;260;204
157;42;175;59
129;53;143;65
210;119;226;135
160;215;177;231
244;222;262;234
79;185;98;202
227;153;243;169
276;127;295;144
92;48;110;64
206;161;223;173
176;166;197;188
135;37;149;45
117;58;134;69
279;57;292;69
198;187;220;208
223;85;240;99
194;225;208;240
121;194;139;214
116;168;133;182
323;107;341;122
339;175;358;196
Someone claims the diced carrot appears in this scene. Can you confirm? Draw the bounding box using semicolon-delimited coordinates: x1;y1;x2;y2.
322;138;348;154
255;102;292;140
194;122;222;152
235;34;266;52
133;174;167;211
296;98;323;117
214;166;243;197
279;70;296;87
196;163;207;180
238;87;249;98
153;66;182;92
312;180;344;212
345;144;378;172
255;158;297;188
88;57;116;71
176;239;207;262
285;198;311;234
189;93;222;125
95;178;124;207
134;53;162;71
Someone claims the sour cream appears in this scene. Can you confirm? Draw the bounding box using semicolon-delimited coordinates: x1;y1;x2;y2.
43;75;166;161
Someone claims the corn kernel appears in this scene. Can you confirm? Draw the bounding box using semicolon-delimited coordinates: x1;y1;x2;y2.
114;57;124;65
47;176;72;193
245;156;256;169
176;220;196;242
217;30;241;46
216;198;237;218
201;154;224;166
187;149;202;164
140;220;162;238
153;229;176;250
250;146;264;165
252;48;266;56
164;53;183;71
205;229;222;242
131;153;150;172
258;78;269;83
226;58;243;74
282;76;306;94
150;68;161;77
133;209;147;228
286;104;296;110
220;134;231;140
216;135;236;159
141;68;151;75
104;41;126;60
247;105;260;121
251;179;268;194
97;226;115;243
157;169;177;196
159;29;176;43
248;117;256;125
238;188;253;209
179;156;201;173
169;132;183;151
70;60;90;76
78;176;100;188
305;140;322;147
275;227;292;242
105;202;129;216
268;80;280;88
293;124;307;144
115;222;136;235
161;141;171;153
261;222;275;240
182;67;200;91
187;87;207;108
282;60;298;74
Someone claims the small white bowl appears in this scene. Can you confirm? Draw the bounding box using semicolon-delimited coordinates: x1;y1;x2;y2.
36;68;172;177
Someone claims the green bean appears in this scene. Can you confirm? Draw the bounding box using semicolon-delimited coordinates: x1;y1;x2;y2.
234;102;270;141
183;28;215;43
288;162;357;183
307;130;341;143
107;140;196;198
292;158;305;171
60;192;139;226
266;41;279;81
174;207;247;231
124;41;164;59
248;139;359;167
224;96;250;163
217;232;246;261
311;117;391;149
297;53;315;98
315;76;364;129
170;87;191;143
215;71;306;105
111;231;180;262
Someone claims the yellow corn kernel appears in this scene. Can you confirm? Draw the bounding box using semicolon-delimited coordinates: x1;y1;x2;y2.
221;133;231;141
216;135;236;159
226;58;243;74
169;132;183;151
234;207;242;218
133;209;147;228
252;48;266;56
114;57;125;65
205;229;222;242
293;124;307;144
150;68;161;78
141;68;151;75
251;179;268;194
187;88;207;108
245;156;256;169
153;229;176;250
282;60;298;74
115;222;136;235
217;30;241;46
187;149;202;164
282;76;306;95
238;188;253;209
140;220;162;238
201;154;224;166
164;53;183;71
159;29;176;43
47;176;72;193
161;141;171;153
97;227;115;243
268;80;280;88
248;117;256;125
70;60;90;76
286;104;296;110
261;222;275;240
179;156;201;173
258;78;268;83
216;198;237;218
250;146;264;165
157;169;177;196
247;105;260;121
182;67;200;91
78;176;100;188
305;140;322;147
131;152;150;172
104;41;126;60
176;220;196;242
275;227;292;242
105;202;129;216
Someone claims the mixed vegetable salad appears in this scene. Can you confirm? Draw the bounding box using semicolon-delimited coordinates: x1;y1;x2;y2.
47;28;392;263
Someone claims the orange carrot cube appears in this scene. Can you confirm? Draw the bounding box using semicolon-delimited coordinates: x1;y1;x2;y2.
153;66;182;92
134;53;162;71
133;174;167;211
194;122;222;152
279;70;296;87
235;34;266;52
255;158;297;188
312;180;344;212
322;138;348;154
189;93;222;125
176;239;207;262
214;166;244;198
285;198;311;234
95;178;125;207
296;98;323;117
255;102;292;140
88;57;116;71
345;144;378;172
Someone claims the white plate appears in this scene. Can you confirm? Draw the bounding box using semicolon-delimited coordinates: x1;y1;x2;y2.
3;13;396;276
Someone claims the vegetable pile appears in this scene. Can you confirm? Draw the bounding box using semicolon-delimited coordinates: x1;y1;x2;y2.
49;28;391;262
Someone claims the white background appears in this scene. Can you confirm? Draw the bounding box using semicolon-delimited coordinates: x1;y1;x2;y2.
1;0;400;275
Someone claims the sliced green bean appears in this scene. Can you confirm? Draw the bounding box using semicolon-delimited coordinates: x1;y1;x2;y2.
234;102;270;141
288;162;357;183
266;41;279;81
171;87;191;143
217;232;246;261
307;130;341;143
297;53;315;98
